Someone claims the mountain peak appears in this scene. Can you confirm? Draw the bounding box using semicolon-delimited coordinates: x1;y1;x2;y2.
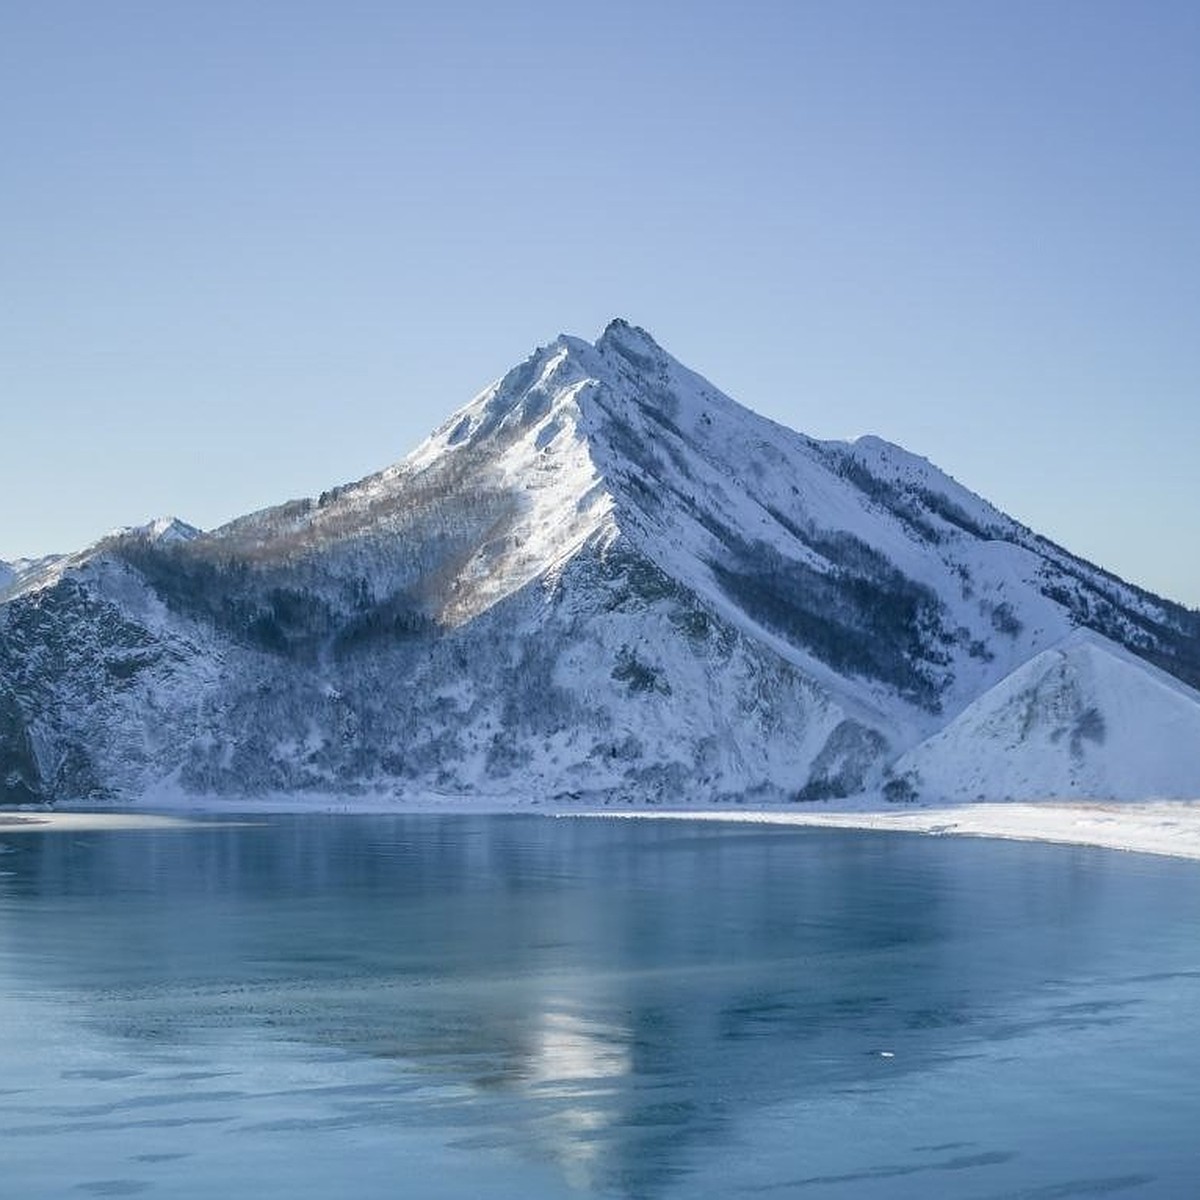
595;318;670;368
109;516;202;545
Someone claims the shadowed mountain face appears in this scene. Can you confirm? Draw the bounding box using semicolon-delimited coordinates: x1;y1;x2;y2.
2;320;1199;805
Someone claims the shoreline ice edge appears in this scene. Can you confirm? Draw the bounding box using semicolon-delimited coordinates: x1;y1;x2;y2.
5;795;1200;863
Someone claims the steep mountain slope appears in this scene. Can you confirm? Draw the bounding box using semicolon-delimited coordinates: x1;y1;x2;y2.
2;320;1197;806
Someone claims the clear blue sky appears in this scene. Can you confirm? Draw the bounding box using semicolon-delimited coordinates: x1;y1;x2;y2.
3;1;1198;606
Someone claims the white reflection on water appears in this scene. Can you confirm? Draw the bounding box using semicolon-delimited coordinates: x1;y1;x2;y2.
529;1011;632;1088
526;1009;632;1189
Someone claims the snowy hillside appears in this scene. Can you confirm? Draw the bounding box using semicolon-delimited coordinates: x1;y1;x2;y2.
1;320;1197;806
0;554;65;599
894;632;1200;802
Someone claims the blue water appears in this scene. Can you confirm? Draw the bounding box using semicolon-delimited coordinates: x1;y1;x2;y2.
2;815;1199;1198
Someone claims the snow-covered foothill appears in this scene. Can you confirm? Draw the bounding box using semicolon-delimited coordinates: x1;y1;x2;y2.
894;631;1200;802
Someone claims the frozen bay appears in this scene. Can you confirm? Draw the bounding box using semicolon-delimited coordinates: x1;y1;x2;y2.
2;814;1199;1197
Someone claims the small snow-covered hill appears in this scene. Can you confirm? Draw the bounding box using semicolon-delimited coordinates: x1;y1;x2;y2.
2;320;1198;806
894;633;1200;801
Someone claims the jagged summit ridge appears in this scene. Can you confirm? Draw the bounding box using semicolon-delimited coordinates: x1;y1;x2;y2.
1;320;1198;805
115;516;203;544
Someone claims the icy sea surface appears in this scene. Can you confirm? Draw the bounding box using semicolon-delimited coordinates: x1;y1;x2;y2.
2;814;1200;1198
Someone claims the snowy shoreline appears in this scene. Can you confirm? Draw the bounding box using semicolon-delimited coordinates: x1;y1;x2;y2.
3;797;1200;863
571;800;1200;862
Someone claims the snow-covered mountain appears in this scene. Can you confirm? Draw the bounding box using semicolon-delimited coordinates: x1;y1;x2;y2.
0;523;196;614
0;553;64;599
2;319;1198;806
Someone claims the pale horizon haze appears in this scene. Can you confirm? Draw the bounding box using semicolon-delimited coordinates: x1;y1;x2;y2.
3;2;1198;607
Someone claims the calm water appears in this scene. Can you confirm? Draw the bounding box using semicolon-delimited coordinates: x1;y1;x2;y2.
2;816;1200;1198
